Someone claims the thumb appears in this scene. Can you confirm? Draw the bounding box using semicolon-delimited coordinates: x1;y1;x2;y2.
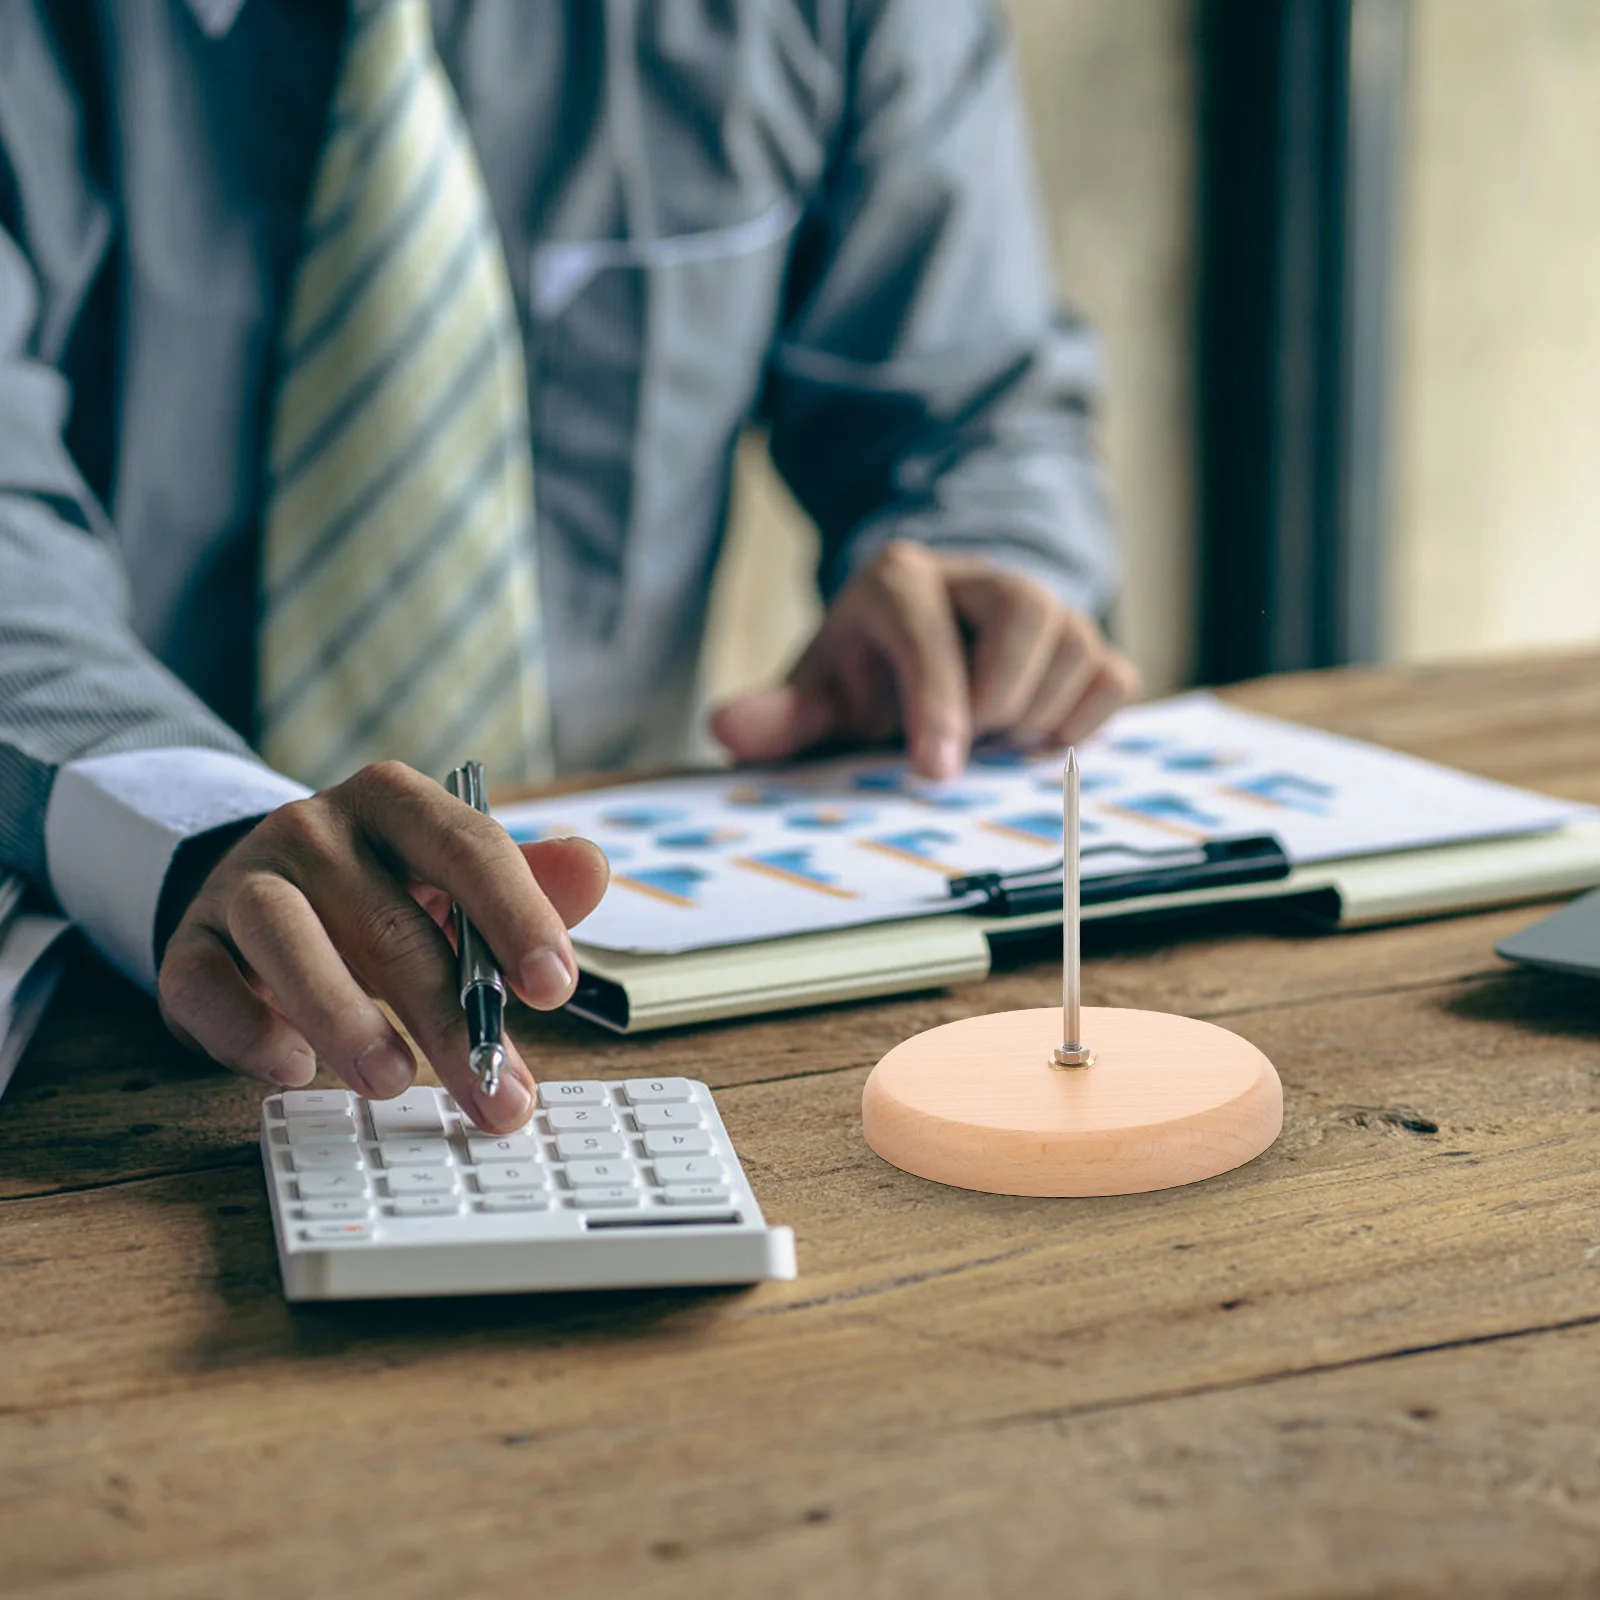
710;683;839;763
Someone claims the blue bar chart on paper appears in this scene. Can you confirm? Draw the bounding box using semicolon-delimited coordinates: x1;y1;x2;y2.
494;693;1587;955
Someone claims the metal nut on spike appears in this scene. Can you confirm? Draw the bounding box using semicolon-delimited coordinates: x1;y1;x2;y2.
1051;1044;1095;1070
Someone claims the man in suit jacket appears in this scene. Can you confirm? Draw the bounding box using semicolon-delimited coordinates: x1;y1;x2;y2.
0;0;1136;1129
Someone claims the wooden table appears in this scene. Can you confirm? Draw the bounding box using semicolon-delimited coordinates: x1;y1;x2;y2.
6;654;1600;1599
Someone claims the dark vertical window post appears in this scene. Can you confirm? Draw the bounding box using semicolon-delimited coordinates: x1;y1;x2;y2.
1195;0;1408;681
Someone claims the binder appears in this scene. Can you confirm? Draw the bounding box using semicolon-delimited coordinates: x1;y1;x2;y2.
566;816;1600;1033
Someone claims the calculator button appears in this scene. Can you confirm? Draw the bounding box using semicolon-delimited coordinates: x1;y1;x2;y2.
633;1104;703;1130
300;1221;371;1242
653;1156;725;1184
623;1078;694;1104
544;1105;617;1131
537;1080;609;1107
474;1163;547;1190
369;1088;445;1138
479;1190;551;1212
661;1184;732;1206
379;1138;453;1167
390;1194;461;1217
301;1197;371;1220
297;1171;369;1198
570;1186;643;1209
563;1160;637;1187
386;1167;457;1195
283;1115;359;1144
290;1142;364;1170
281;1090;356;1119
554;1131;625;1160
642;1129;713;1157
466;1133;536;1161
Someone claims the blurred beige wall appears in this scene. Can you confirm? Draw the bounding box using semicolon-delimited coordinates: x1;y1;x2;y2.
698;0;1197;719
1394;0;1600;661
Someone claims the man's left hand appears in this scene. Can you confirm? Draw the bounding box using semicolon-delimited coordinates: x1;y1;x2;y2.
712;541;1141;778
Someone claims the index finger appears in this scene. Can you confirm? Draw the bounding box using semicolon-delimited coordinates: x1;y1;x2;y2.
861;543;971;779
299;846;539;1132
339;761;577;1011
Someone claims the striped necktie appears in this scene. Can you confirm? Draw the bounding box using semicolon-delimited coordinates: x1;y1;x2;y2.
258;0;551;791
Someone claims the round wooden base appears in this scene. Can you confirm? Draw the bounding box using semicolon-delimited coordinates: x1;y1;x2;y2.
862;1006;1282;1196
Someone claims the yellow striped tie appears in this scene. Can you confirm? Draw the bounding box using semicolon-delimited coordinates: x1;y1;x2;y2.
258;0;550;791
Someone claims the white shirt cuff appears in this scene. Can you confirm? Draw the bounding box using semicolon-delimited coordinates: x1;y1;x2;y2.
44;749;311;991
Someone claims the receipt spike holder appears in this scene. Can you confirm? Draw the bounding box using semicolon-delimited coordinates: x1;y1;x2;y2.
861;751;1284;1196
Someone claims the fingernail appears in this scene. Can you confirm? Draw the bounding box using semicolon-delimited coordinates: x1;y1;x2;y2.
924;734;963;781
353;1038;415;1099
519;946;576;1009
472;1068;531;1131
269;1047;316;1087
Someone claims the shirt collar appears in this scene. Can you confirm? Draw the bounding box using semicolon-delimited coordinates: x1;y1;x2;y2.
188;0;248;38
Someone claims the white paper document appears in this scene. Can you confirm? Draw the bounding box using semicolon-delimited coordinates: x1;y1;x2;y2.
495;693;1589;956
0;915;71;1103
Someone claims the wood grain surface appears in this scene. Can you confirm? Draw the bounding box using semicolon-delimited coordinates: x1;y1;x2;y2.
5;652;1600;1599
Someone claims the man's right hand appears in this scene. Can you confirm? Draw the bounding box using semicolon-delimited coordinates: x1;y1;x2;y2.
156;762;609;1134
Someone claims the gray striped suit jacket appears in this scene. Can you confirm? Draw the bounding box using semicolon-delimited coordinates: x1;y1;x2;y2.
0;0;1117;892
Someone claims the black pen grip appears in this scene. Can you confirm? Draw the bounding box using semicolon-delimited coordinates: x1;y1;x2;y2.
464;980;504;1050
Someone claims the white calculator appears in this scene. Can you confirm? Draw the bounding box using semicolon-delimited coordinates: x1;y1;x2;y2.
260;1079;796;1301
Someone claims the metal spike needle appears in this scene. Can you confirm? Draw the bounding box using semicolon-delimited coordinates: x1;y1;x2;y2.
1052;747;1095;1069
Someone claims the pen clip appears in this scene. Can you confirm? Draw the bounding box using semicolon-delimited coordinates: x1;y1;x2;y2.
447;760;488;814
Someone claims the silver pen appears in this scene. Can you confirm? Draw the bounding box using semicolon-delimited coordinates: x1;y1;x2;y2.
444;760;507;1096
